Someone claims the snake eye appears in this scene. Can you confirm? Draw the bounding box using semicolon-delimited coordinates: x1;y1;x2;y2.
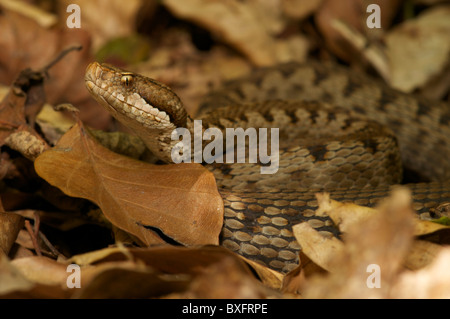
121;74;133;87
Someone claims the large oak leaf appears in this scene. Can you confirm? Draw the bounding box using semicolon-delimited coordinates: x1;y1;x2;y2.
34;121;223;246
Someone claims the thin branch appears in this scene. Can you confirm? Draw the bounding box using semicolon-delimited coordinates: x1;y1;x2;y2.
40;45;83;73
25;219;42;256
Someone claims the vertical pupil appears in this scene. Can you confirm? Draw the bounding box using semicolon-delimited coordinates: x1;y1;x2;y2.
122;75;132;86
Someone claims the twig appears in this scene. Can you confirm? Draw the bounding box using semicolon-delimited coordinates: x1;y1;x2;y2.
38;230;65;259
40;45;83;73
33;211;40;238
24;219;42;256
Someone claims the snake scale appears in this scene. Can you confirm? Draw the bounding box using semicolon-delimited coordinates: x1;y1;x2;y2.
85;61;450;272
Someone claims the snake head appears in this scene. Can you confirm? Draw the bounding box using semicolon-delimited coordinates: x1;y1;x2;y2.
85;62;188;129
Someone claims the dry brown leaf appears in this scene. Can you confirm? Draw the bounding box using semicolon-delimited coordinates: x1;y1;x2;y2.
310;190;449;283
0;200;24;256
390;248;450;298
0;253;71;298
297;250;328;278
69;245;276;298
70;246;249;275
58;0;143;51
279;248;329;296
281;0;323;19
0;9;90;100
316;192;450;236
0;67;50;160
0;253;35;296
136;31;252;115
5;131;48;161
299;188;415;298
281;264;305;295
0;8;109;130
241;257;284;290
315;0;402;62
413;218;450;235
0;90;28;146
75;261;190;298
315;192;375;232
404;240;443;270
10;256;70;286
162;0;308;66
3;245;279;298
69;246;128;266
0;209;24;255
5;252;187;298
385;5;450;92
14;229;37;252
71;245;284;297
330;19;390;81
34;121;223;247
0;0;58;27
167;256;276;299
340;188;415;287
292;221;345;273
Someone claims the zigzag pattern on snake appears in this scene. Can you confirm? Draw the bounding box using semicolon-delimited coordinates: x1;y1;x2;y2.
85;61;450;272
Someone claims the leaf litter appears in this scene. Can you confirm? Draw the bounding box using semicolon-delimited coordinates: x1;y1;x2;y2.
0;0;449;299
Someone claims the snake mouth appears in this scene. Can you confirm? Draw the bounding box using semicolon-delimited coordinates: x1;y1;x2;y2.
85;62;173;127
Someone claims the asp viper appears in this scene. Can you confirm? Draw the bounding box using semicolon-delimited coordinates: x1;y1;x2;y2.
85;61;450;272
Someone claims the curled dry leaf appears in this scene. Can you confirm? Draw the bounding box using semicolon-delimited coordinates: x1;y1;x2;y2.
413;218;450;235
0;66;50;158
4;252;187;298
0;253;72;298
0;253;34;296
162;0;308;66
0;89;28;146
315;0;402;62
0;9;91;102
34;121;223;247
315;192;375;233
0;200;24;255
385;5;450;93
280;250;328;295
391;248;450;298
294;187;450;298
0;0;58;27
281;0;323;19
240;257;284;290
70;246;250;276
316;192;450;236
57;0;143;51
292;221;345;273
5;131;48;161
169;256;276;299
75;262;190;299
136;30;252;115
330;19;390;81
68;245;277;299
300;188;416;298
0;7;110;130
10;256;70;287
404;240;443;270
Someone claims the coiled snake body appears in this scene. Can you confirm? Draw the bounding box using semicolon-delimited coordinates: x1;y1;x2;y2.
85;61;450;272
